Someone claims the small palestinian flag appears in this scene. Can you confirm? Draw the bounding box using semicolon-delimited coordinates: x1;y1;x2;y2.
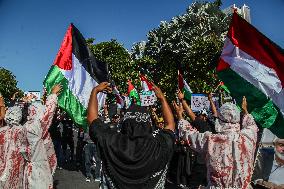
178;71;192;101
218;82;230;94
128;80;141;106
44;24;108;129
140;74;153;91
112;85;124;108
217;13;284;138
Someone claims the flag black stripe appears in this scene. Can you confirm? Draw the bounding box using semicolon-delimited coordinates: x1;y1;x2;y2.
71;23;109;83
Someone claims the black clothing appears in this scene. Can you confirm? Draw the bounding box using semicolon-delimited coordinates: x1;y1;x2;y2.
191;118;213;133
168;143;193;186
90;105;175;189
49;117;62;141
251;147;275;182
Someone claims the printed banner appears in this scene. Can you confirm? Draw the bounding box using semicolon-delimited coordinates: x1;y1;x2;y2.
140;91;157;106
191;94;219;112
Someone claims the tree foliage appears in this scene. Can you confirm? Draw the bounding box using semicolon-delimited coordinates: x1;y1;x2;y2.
133;1;230;100
87;39;139;93
0;67;23;102
86;1;230;100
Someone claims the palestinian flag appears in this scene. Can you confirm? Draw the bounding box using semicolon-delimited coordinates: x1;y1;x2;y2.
140;74;153;91
178;71;192;101
218;82;230;94
44;24;108;129
112;85;124;108
128;80;141;106
217;13;284;138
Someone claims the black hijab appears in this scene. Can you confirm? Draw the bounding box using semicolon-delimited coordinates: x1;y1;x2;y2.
91;104;174;189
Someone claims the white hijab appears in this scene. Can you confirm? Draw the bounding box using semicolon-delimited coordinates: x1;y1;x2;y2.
4;106;22;127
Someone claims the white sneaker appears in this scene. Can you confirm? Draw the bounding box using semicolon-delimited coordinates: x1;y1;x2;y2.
86;177;91;182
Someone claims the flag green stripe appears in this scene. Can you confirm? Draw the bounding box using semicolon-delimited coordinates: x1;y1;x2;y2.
218;68;284;138
44;65;88;129
182;88;191;101
129;89;141;105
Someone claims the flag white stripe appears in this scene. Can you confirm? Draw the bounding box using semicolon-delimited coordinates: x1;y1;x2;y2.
60;54;106;109
113;86;124;107
221;38;284;115
141;81;150;91
183;79;192;93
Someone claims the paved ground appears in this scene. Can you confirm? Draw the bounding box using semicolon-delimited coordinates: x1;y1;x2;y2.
54;163;181;189
54;162;100;189
53;128;99;189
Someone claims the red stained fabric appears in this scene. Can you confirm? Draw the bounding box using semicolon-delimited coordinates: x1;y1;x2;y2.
178;114;258;189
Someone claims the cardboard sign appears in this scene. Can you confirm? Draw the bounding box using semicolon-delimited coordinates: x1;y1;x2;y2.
191;94;219;112
140;91;157;106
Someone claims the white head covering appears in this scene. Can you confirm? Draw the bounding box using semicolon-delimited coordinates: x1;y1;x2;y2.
4;106;22;127
215;102;241;133
273;136;284;144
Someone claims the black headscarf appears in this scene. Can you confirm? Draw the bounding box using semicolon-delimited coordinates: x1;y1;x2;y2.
91;104;174;189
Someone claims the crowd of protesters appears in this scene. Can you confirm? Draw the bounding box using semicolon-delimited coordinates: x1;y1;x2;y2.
0;81;284;189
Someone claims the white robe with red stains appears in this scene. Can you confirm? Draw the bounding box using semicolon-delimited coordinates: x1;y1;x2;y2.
178;114;258;189
23;94;58;189
0;106;27;189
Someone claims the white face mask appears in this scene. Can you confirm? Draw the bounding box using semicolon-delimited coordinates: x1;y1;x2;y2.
275;146;284;161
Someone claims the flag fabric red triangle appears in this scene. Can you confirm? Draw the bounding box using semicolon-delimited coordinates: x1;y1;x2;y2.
127;80;135;94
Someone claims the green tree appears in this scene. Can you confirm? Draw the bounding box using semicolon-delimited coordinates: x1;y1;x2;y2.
0;67;23;103
133;1;230;100
87;39;139;93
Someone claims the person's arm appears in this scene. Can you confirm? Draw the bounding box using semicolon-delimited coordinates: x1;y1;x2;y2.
172;101;184;121
0;96;5;123
240;96;258;142
208;93;217;117
153;85;175;131
11;92;18;101
87;82;112;125
41;84;61;138
177;90;196;121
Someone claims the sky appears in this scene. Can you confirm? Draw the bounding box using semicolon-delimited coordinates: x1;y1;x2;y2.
0;0;284;92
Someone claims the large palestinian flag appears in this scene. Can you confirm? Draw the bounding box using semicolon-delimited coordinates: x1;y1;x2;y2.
44;24;109;129
217;13;284;138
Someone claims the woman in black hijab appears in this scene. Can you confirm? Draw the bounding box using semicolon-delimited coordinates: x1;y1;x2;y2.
87;82;175;189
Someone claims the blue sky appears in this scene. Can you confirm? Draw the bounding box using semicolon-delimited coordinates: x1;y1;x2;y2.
0;0;283;92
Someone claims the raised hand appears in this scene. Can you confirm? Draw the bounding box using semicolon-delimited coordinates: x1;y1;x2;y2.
242;96;248;114
152;85;165;100
177;89;184;100
51;84;62;96
173;101;184;115
208;92;213;101
0;96;4;107
94;82;112;93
